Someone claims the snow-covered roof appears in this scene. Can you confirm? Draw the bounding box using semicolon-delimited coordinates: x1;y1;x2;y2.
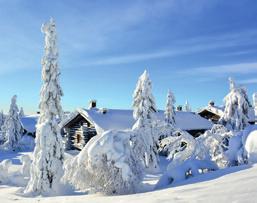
20;115;38;133
66;108;213;134
198;105;257;122
198;105;224;117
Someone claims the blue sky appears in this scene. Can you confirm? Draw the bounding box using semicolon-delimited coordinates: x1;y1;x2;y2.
0;0;257;114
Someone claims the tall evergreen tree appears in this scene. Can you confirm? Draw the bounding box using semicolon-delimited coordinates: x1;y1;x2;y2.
252;92;257;116
2;95;23;150
25;18;64;195
132;70;159;171
132;70;157;129
165;89;176;127
0;110;6;144
219;78;250;131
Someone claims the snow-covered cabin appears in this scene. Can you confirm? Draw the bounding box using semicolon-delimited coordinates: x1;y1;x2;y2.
20;115;38;137
61;107;213;150
198;101;256;124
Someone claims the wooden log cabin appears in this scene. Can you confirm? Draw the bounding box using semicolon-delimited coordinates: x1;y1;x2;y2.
198;101;256;124
62;113;97;150
61;101;213;151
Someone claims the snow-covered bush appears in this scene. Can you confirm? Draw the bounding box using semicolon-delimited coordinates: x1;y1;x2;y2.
196;125;233;168
159;130;196;160
64;130;143;195
25;18;64;195
2;95;23;150
0;159;12;184
157;125;234;188
219;78;250;131
20;155;31;178
227;125;257;165
244;130;257;163
156;129;218;188
132;70;159;171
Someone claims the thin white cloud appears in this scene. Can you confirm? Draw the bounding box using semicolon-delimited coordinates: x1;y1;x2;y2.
82;29;257;66
178;62;257;77
238;78;257;85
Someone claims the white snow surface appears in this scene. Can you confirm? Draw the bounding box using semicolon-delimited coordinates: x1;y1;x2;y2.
64;108;212;134
0;155;257;202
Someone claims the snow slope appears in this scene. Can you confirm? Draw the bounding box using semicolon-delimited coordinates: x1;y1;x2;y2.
0;163;257;202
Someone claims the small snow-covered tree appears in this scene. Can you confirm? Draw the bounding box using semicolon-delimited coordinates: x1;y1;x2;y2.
2;95;23;150
165;89;176;127
25;18;64;195
252;93;257;116
219;78;250;131
184;100;191;112
19;107;25;118
132;70;159;171
132;70;157;128
0;111;5;144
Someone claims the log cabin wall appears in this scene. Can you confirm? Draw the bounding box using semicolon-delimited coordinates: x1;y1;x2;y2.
63;114;97;150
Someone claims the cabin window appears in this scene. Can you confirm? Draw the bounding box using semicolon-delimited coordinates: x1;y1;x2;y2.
76;134;81;143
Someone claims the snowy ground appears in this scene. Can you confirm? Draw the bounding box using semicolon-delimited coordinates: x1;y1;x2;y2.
0;150;257;203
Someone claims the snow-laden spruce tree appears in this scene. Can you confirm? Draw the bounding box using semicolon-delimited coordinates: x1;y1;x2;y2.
25;18;64;195
252;93;257;116
19;107;25;118
165;89;176;127
219;78;250;131
184;100;191;112
2;95;23;150
131;70;159;171
154;89;176;140
0;110;5;144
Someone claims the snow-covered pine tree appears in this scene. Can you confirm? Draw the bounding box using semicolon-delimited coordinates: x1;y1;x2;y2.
0;110;4;127
219;77;250;131
25;18;64;195
19;107;25;118
184;100;191;112
2;95;23;150
0;110;5;144
252;93;257;116
165;89;176;127
132;70;157;128
132;70;159;171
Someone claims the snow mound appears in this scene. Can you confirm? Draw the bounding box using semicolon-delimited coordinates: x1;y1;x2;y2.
64;130;143;195
244;130;257;163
